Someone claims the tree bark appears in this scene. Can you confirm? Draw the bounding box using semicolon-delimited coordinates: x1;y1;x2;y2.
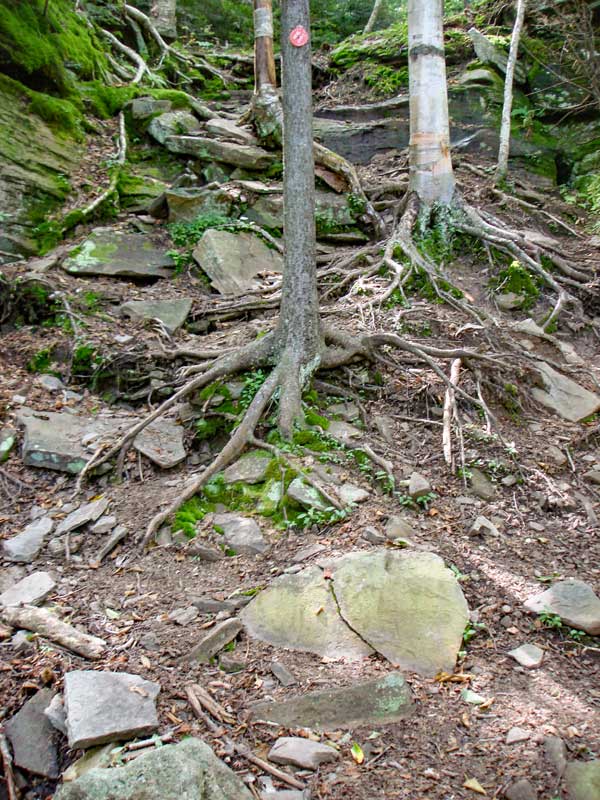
251;0;282;145
364;0;384;34
150;0;177;41
407;0;455;206
495;0;527;184
277;0;321;434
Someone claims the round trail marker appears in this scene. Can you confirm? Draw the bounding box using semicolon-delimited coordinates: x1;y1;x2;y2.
289;26;309;47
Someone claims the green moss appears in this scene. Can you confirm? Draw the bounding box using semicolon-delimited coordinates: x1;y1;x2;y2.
331;22;408;70
28;92;82;135
492;260;540;308
82;82;138;119
147;89;192;109
364;64;408;97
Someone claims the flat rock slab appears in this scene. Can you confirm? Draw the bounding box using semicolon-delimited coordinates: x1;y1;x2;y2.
119;298;192;334
18;408;185;472
148;111;202;145
2;516;54;562
524;579;600;635
54;738;253;800
251;672;413;730
193;229;283;296
508;643;544;669
213;513;269;555
286;477;328;511
564;760;600;800
0;571;56;607
241;550;469;675
62;228;174;279
5;689;59;778
222;451;272;484
531;362;600;423
206;118;258;146
188;618;243;663
268;738;339;770
56;497;110;536
165;135;276;170
64;670;160;749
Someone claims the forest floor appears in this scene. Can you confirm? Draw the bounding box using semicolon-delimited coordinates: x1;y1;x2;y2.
1;93;599;800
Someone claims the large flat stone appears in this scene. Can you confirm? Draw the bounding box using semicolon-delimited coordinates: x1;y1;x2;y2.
5;689;59;778
286;478;328;511
240;566;374;661
119;298;192;334
524;580;600;635
222;451;272;484
206;119;259;146
2;517;54;563
54;738;253;800
193;229;283;296
62;228;174;279
0;571;56;607
565;760;600;800
251;672;414;730
531;362;600;423
55;498;110;536
165;135;276;170
17;408;185;472
148;111;201;145
64;670;160;749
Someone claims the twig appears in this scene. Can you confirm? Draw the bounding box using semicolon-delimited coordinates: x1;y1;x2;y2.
443;359;461;467
0;729;19;800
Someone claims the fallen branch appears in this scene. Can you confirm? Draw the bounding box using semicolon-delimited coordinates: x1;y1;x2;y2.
443;358;461;467
0;729;19;800
0;606;106;659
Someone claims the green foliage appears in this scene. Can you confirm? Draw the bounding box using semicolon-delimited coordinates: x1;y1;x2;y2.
492;260;540;309
284;504;354;530
239;370;268;411
168;214;236;247
539;610;563;629
364;64;408;96
331;22;408;70
82;82;138;118
27;347;56;375
173;496;213;538
28;92;82;135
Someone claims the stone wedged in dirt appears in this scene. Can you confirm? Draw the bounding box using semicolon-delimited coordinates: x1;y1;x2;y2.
222;451;272;484
165;134;276;170
56;497;110;535
245;190;358;231
188;618;244;663
148;111;202;144
130;97;173;120
508;643;544;669
119;298;193;334
206;118;259;145
251;671;414;730
531;362;600;423
17;408;186;472
523;579;600;635
192;229;283;295
332;550;469;675
469;27;525;80
2;516;54;562
564;760;600;800
5;689;60;778
53;738;253;800
0;571;56;607
62;228;174;279
469;468;497;501
286;477;329;511
268;737;339;770
63;670;160;749
213;513;269;555
240;565;374;661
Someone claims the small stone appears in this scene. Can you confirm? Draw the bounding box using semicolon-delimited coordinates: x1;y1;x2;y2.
260;792;308;800
338;484;369;505
213;513;269;555
222;451;272;484
502;475;518;487
11;629;35;653
55;498;110;536
543;735;567;777
219;653;246;673
584;470;600;485
187;542;225;561
47;537;65;557
36;374;65;392
508;643;544;669
292;544;326;563
188;618;243;663
89;516;117;534
270;662;297;687
5;689;59;778
529;521;545;532
564;760;600;800
374;414;394;444
325;420;363;446
0;571;56;607
408;472;431;500
268;738;339;771
469;468;496;501
327;402;359;422
469;516;500;537
384;516;415;541
496;292;525;311
2;517;54;562
524;579;600;635
506;726;530;744
546;445;567;466
286;478;328;511
362;526;386;545
168;606;199;626
44;693;68;735
119;298;192;335
0;427;16;462
504;778;537;800
63;670;160;749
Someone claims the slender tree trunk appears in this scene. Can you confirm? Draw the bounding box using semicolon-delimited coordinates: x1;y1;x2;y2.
150;0;177;41
407;0;455;206
363;0;384;34
251;0;283;145
495;0;527;185
277;0;320;434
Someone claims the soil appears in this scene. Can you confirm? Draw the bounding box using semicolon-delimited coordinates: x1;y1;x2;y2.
1;109;599;800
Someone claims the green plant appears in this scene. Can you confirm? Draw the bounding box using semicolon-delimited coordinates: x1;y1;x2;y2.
492;260;540;308
463;621;487;644
284;504;353;530
239;369;268;411
415;491;436;509
27;347;57;375
539;610;563;629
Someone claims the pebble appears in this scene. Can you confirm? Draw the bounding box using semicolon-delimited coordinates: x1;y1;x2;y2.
504;778;537;800
506;726;530;744
168;606;199;626
508;643;544;669
268;737;339;770
271;662;297;687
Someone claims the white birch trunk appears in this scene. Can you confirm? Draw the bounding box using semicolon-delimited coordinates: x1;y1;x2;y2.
150;0;177;41
408;0;455;206
364;0;384;34
495;0;527;184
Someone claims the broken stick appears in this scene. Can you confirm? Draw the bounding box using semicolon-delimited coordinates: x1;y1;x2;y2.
0;605;106;659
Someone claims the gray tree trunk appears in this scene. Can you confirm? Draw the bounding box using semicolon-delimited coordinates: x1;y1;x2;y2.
363;0;384;34
495;0;527;184
277;0;321;434
407;0;455;206
150;0;177;41
251;0;283;145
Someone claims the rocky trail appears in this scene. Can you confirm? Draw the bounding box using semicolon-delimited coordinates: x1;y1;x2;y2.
1;54;600;800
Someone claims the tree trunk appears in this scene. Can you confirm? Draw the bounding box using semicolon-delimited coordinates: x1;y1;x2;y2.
363;0;384;34
495;0;527;184
251;0;283;145
149;0;177;41
407;0;455;206
277;0;320;434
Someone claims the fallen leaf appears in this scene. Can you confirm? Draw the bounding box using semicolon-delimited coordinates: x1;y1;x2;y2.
140;655;151;669
436;671;472;684
478;697;495;711
351;743;364;765
129;685;149;698
463;777;487;795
